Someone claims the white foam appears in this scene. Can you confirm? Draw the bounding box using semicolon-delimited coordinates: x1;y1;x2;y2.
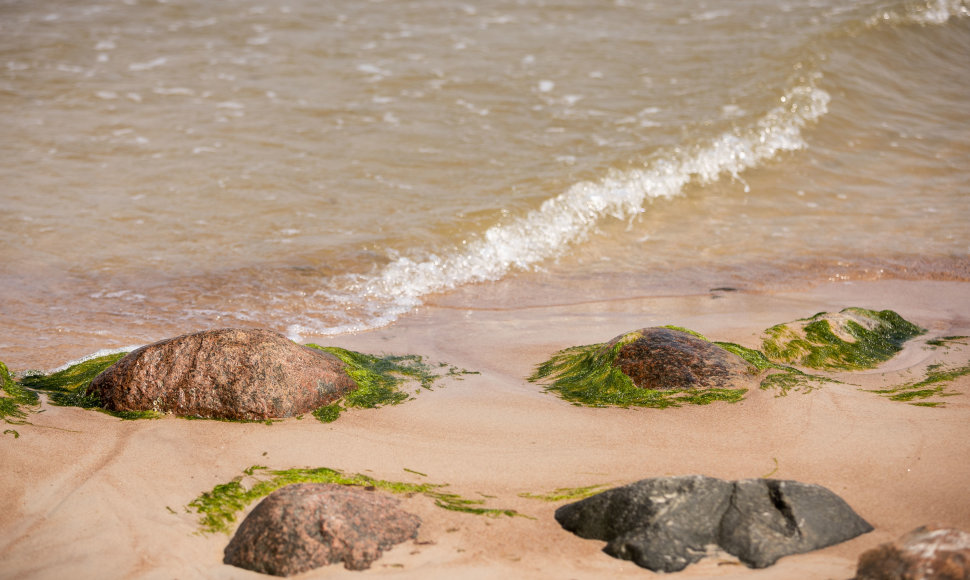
129;57;167;72
290;81;830;340
868;0;969;26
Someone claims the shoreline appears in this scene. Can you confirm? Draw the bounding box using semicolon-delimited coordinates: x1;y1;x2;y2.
2;278;969;578
3;253;969;373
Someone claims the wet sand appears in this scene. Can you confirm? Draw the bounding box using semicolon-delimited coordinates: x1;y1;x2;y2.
1;279;969;579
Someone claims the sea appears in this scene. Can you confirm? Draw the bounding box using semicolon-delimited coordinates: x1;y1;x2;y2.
1;0;968;369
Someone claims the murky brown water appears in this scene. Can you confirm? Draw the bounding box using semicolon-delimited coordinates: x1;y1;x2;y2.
1;0;968;368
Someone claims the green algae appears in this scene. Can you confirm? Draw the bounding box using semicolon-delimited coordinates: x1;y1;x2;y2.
661;325;709;340
761;457;780;478
188;465;526;535
19;353;126;400
712;340;834;394
519;484;610;502
762;308;924;371
18;352;161;420
311;403;342;423
925;336;969;349
305;345;476;422
1;360;39;425
867;363;969;407
528;333;746;408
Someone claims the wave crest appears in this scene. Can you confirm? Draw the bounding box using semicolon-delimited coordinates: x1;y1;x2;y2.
287;82;830;340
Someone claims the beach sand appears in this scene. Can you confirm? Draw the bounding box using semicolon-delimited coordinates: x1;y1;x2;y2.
1;279;968;579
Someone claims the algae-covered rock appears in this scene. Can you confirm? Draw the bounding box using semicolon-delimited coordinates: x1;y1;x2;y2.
529;327;753;408
762;308;924;371
19;336;463;422
87;328;358;421
612;327;757;390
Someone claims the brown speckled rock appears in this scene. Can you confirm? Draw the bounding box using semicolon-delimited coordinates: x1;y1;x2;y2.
853;525;970;580
86;328;357;420
610;327;756;390
223;483;421;576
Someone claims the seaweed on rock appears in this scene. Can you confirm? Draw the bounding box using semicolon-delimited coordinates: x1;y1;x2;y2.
529;310;924;407
528;331;747;408
14;344;474;423
713;341;837;395
762;308;924;371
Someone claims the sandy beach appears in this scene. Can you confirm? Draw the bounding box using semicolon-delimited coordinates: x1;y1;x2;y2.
2;278;969;579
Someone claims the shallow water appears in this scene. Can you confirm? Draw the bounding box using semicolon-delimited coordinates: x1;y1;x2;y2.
1;0;968;368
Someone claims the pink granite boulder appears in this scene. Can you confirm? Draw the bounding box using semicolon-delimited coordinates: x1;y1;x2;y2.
87;328;357;420
223;483;421;576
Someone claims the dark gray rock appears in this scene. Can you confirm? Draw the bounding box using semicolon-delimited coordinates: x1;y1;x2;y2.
556;476;872;572
556;475;733;572
718;478;874;568
224;483;421;576
610;327;756;390
87;328;358;421
852;525;970;580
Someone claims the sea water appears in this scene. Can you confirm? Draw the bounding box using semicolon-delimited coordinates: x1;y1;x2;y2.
1;0;968;367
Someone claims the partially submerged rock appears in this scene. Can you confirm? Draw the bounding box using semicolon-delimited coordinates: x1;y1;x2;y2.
853;525;970;580
87;328;357;420
556;475;872;572
529;328;754;408
762;308;924;371
223;483;421;576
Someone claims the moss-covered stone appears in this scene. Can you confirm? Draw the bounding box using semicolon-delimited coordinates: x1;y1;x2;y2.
528;330;748;408
762;308;924;371
532;313;910;406
188;465;526;535
9;343;474;423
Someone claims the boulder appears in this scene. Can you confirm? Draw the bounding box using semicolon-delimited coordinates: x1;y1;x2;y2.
610;327;756;390
87;328;357;420
718;478;874;568
761;308;924;370
555;475;733;572
555;475;872;572
224;483;421;576
853;525;970;580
